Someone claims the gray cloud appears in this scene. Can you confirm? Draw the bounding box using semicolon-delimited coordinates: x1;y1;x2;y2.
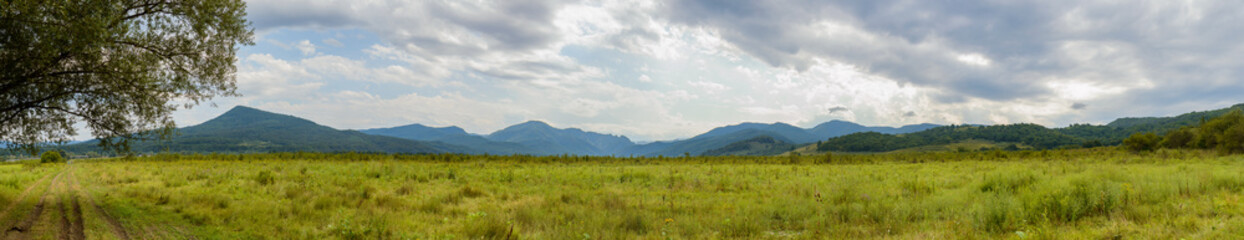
247;1;363;30
660;0;1244;106
1071;103;1086;110
903;111;916;117
827;106;849;113
247;0;569;56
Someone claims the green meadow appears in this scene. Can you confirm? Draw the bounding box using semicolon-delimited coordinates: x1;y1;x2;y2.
2;149;1243;239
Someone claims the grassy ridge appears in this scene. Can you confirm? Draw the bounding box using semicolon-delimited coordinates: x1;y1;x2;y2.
63;150;1244;239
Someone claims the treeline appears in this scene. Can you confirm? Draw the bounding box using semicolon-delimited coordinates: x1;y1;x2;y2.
77;147;1213;165
815;123;1085;152
1123;109;1244;153
816;104;1244;153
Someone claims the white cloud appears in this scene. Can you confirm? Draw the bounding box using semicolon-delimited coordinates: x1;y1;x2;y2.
294;40;316;55
688;80;728;92
322;38;343;47
236;54;324;99
955;53;991;67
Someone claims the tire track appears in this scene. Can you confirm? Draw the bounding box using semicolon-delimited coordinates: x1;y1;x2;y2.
57;195;70;240
0;172;55;223
69;193;83;240
4;170;64;239
67;170;128;240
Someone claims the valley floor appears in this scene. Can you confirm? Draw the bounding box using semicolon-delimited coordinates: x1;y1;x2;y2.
1;149;1242;239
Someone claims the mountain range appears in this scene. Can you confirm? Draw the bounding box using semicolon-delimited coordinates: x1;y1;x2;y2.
363;116;938;156
63;103;1244;156
65;105;936;156
64;106;464;154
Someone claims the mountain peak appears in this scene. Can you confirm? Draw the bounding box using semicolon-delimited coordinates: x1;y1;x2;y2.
487;120;634;155
516;120;553;128
221;105;263;115
199;105;315;128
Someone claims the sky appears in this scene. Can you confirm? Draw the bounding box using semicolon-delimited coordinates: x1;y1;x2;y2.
164;0;1244;142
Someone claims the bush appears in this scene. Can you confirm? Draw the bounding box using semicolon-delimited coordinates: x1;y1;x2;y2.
1159;127;1195;149
255;170;275;185
40;151;64;163
1122;132;1159;152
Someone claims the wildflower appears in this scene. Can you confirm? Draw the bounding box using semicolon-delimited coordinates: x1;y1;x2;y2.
664;218;673;224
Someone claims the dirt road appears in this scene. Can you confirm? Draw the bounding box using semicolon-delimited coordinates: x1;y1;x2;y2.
0;167;129;240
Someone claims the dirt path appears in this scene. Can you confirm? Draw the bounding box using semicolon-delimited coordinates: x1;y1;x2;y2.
0;167;131;240
3;170;64;239
68;193;84;240
67;170;128;240
0;172;55;223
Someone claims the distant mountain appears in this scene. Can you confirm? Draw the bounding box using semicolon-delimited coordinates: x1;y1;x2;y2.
701;136;796;156
633;129;796;157
62;103;1244;156
360;124;534;155
621;121;939;156
817;123;1082;152
695;122;820;144
485;121;635;155
67;106;459;154
809;120;940;139
361;123;471;140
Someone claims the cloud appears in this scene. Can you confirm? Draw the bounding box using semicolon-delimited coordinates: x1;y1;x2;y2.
657;0;1244;107
322;38;343;47
246;0;363;30
688;80;729;92
638;74;652;82
294;40;316;55
198;0;1244;142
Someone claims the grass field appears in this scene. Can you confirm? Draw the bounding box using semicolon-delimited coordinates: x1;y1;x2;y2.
1;149;1243;239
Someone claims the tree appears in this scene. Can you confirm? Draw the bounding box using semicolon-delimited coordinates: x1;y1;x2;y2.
1197;109;1244;149
1;0;254;155
1122;132;1159;152
1222;123;1244;154
40;150;63;163
1158;127;1195;149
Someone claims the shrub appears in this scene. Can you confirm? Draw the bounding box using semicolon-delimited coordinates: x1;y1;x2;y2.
619;214;648;234
1022;179;1123;223
1159;127;1196;149
255;170;275;185
1123;132;1159;152
40;151;64;163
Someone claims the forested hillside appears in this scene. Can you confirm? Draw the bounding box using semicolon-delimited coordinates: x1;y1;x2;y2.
815;103;1244;153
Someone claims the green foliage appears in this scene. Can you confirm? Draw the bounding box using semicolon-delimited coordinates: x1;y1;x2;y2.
1122;109;1244;154
39;150;63;163
1197;109;1244;153
254;170;275;185
815;104;1244;153
1159;127;1196;149
819;124;1082;152
1;0;254;155
1122;132;1159;152
701;136;795;156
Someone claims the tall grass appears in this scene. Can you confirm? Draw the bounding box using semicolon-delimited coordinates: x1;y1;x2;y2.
63;149;1244;239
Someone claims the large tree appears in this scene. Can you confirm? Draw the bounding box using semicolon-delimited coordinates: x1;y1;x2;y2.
1;0;253;154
